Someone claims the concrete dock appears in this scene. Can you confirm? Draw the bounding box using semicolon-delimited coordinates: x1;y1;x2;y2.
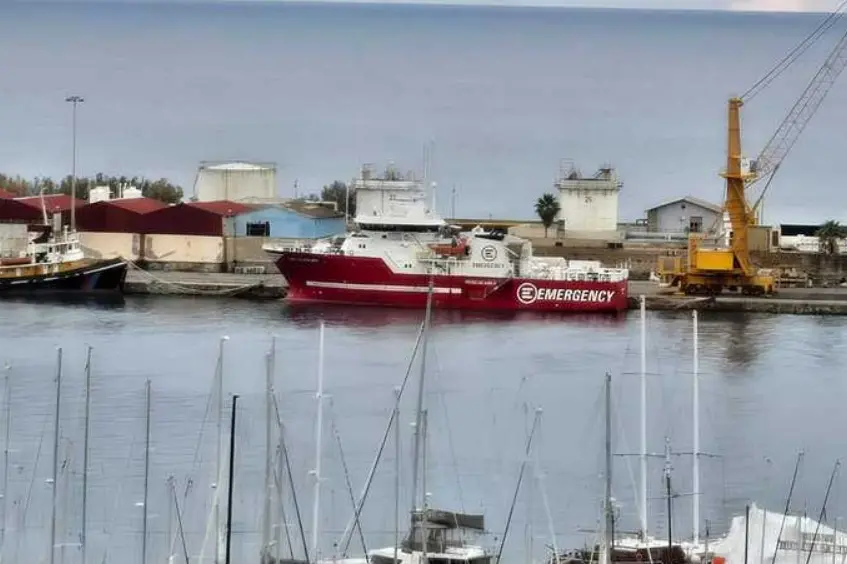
123;271;847;314
124;269;286;299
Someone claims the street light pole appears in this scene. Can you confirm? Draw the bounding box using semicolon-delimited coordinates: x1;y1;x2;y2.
65;95;84;231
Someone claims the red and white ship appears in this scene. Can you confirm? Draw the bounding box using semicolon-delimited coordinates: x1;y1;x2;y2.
264;166;629;313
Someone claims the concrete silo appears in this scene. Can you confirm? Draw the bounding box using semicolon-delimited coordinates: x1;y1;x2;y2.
193;161;277;202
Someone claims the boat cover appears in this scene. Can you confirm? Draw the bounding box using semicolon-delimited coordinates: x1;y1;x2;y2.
411;509;485;531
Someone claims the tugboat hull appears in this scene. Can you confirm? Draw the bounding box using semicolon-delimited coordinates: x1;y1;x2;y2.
0;258;128;294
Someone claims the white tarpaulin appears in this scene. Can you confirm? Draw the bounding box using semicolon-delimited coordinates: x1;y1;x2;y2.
711;503;847;564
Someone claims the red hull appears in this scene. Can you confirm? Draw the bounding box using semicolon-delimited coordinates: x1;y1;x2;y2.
274;252;629;313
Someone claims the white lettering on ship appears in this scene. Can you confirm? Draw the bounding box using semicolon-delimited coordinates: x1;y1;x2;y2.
516;282;616;305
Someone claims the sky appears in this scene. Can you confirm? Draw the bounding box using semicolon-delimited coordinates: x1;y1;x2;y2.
44;0;843;11
223;0;840;11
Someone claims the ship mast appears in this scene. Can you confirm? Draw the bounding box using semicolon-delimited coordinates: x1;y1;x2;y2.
409;281;434;518
604;371;614;564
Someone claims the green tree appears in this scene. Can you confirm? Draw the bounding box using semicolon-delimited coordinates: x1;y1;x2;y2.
0;174;33;196
534;193;561;237
139;178;183;204
321;180;355;216
816;220;847;255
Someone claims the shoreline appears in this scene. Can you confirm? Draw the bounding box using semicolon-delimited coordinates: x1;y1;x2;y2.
122;271;847;315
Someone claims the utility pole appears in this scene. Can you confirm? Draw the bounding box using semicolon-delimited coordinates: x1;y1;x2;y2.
65;95;84;231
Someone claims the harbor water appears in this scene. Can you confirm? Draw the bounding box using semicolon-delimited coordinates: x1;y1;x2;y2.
0;296;845;563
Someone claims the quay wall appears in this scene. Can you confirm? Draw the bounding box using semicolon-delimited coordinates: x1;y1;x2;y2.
79;232;140;261
143;234;224;272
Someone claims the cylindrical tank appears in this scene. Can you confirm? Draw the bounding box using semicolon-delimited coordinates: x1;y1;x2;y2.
89;185;111;203
193;161;277;202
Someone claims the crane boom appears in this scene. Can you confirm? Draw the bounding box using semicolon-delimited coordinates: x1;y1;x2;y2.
749;20;847;212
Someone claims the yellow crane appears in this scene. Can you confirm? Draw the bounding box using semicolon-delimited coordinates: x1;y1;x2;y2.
658;4;847;296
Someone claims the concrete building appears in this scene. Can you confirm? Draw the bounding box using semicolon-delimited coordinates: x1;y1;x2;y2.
193;161;276;202
226;201;345;238
646;196;722;234
555;163;622;238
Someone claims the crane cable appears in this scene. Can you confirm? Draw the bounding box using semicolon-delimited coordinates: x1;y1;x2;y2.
742;0;847;103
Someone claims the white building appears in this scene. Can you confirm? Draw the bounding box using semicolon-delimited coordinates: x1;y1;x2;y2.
193;161;276;202
645;196;723;234
555;163;622;237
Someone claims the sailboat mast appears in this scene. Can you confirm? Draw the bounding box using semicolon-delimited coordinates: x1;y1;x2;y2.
639;295;648;540
410;282;434;514
664;439;672;560
604;372;614;564
49;347;63;564
421;409;429;564
692;310;700;547
82;346;92;564
226;394;239;564
1;363;11;560
142;380;151;564
263;344;274;560
311;321;326;563
394;386;401;564
215;336;228;564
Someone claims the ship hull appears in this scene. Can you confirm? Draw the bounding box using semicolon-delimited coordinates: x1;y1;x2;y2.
274;252;628;313
0;258;128;295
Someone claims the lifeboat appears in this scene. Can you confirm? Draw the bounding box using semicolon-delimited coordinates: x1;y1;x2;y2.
429;237;468;257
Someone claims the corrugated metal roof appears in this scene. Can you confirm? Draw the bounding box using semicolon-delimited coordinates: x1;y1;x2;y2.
187;200;255;216
15;194;85;212
0;199;43;222
105;198;168;214
283;200;344;219
646;196;722;214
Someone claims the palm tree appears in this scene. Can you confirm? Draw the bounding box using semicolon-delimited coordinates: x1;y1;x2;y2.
535;193;561;238
816;220;847;255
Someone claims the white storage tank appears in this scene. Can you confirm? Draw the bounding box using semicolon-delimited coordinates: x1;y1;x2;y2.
89;185;111;203
193;161;277;202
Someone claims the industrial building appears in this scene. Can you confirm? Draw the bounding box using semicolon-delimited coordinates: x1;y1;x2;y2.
0;198;44;223
71;198;167;233
15;194;85;214
555;163;622;238
225;201;345;238
141;201;254;236
645;196;722;234
193;161;276;203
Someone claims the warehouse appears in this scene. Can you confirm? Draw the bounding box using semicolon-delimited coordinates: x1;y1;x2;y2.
226;201;345;238
70;198;167;233
0;198;44;222
15;194;85;214
142;201;254;236
645;196;722;234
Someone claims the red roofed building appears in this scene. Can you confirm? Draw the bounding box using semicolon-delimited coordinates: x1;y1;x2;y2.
66;198;168;233
0;189;14;199
141;200;254;236
0;198;45;223
15;194;85;214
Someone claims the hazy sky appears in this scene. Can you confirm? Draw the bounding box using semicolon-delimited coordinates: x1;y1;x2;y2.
238;0;839;11
71;0;841;12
